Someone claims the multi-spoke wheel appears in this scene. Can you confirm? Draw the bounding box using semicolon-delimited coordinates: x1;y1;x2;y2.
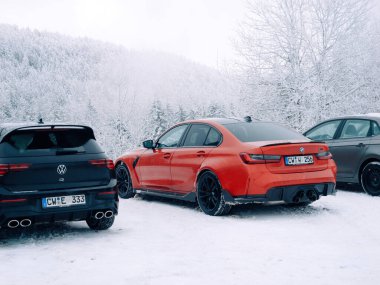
361;162;380;196
196;171;231;216
116;164;135;199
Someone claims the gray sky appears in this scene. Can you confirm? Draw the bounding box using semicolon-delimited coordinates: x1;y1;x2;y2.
0;0;245;68
0;0;379;68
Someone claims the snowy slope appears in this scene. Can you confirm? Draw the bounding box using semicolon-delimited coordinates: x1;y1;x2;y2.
1;189;379;285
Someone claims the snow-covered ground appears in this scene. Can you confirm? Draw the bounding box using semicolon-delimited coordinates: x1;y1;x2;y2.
1;188;380;285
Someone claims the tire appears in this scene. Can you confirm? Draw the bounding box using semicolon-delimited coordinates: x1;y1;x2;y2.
116;163;135;199
196;171;231;216
86;216;115;230
361;161;380;196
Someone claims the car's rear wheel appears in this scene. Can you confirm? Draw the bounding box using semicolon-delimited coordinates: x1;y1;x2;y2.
116;164;135;199
86;216;115;230
361;162;380;196
197;171;231;216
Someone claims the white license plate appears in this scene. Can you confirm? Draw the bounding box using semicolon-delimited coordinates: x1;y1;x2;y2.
285;155;314;166
42;195;86;208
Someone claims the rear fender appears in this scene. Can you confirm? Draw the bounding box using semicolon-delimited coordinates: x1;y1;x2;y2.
196;148;250;197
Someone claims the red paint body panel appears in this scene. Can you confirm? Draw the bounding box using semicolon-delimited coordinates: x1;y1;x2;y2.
115;119;337;198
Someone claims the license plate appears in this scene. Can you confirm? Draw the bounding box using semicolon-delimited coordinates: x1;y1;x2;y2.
42;195;86;208
285;155;314;166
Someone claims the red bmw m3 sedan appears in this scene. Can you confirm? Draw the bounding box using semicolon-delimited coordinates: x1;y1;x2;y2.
115;117;337;216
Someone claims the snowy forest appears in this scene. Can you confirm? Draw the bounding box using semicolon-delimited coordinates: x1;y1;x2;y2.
1;0;380;157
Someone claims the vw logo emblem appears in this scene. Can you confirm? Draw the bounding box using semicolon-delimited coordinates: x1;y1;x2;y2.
57;164;67;175
300;147;305;153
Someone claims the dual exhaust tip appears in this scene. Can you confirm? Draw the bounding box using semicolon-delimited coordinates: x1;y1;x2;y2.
7;219;32;228
292;190;319;203
94;210;114;219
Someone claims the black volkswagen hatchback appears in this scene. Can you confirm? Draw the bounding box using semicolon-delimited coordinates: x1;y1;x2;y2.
0;122;118;230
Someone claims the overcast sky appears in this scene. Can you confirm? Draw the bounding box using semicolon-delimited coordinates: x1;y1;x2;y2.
0;0;245;68
0;0;379;69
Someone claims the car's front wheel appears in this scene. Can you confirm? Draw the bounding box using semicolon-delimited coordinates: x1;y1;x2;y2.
361;161;380;196
196;171;231;216
116;163;135;199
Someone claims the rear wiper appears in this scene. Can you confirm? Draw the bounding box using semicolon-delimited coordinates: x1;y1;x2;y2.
56;149;85;155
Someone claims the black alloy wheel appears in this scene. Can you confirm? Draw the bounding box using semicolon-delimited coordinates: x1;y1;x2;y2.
116;164;135;199
361;162;380;196
197;171;231;216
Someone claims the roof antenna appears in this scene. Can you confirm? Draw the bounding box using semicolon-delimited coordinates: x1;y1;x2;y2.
38;118;44;124
244;116;252;123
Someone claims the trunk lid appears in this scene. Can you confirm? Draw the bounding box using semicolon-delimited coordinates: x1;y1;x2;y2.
247;140;330;174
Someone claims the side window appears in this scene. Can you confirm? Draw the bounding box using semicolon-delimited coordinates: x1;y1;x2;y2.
156;125;188;148
204;127;222;146
305;120;341;141
372;121;380;136
183;124;210;147
340;120;371;139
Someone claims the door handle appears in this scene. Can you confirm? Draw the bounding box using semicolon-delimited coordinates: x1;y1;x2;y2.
356;143;365;148
196;151;206;157
163;153;171;159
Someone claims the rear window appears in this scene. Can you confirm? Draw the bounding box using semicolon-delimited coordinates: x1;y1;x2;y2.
223;122;306;142
0;128;103;157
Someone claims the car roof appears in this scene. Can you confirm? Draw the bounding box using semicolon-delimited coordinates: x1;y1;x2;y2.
0;122;94;141
325;113;380;123
181;117;260;126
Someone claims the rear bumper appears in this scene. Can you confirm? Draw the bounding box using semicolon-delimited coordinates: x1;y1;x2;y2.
223;182;336;205
0;180;118;227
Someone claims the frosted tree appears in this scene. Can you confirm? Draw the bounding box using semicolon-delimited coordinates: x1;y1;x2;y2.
236;0;373;130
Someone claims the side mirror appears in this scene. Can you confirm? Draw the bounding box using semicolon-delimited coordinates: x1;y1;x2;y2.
143;139;155;149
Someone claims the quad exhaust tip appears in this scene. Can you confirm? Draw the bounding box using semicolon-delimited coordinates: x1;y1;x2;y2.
94;212;104;219
7;220;20;228
94;211;113;219
20;219;32;227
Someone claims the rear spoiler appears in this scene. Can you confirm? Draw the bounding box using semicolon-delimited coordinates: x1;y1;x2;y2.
0;124;96;143
261;140;326;147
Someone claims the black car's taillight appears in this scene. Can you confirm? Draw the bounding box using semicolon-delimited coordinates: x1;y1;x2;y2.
89;159;115;170
240;153;281;164
0;163;31;176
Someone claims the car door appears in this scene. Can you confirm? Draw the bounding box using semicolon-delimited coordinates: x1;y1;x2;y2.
170;124;222;194
138;124;188;191
329;119;371;178
304;119;343;176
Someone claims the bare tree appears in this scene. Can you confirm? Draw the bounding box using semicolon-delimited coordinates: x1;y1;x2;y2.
236;0;373;130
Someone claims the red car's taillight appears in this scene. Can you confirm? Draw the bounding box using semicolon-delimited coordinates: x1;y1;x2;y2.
316;151;332;160
89;159;115;170
240;153;281;164
0;163;31;176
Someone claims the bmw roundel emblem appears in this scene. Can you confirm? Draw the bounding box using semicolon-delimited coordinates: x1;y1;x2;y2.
57;164;67;175
300;147;305;153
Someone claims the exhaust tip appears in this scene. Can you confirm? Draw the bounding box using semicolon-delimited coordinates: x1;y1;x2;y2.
104;210;114;218
7;220;20;228
292;191;304;203
20;219;32;227
307;190;319;202
94;212;104;219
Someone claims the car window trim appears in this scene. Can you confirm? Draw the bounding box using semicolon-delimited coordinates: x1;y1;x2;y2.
179;123;223;148
155;123;190;149
337;119;372;140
